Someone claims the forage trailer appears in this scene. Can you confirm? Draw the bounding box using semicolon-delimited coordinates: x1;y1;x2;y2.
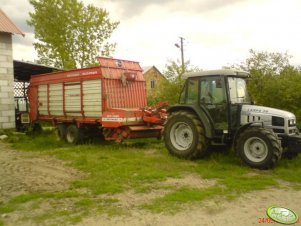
26;57;166;143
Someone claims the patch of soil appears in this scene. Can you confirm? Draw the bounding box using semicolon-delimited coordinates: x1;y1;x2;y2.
161;174;217;189
105;189;171;208
80;188;301;226
103;174;217;209
0;142;82;203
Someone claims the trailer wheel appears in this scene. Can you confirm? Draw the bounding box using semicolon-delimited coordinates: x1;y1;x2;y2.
56;124;67;141
27;122;43;135
236;127;282;169
66;124;83;144
164;111;208;159
32;122;42;133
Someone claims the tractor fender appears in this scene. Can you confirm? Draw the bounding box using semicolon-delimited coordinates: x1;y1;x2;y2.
232;122;263;149
167;104;214;138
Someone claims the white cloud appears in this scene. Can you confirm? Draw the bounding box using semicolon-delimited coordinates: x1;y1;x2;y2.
2;0;301;70
102;0;301;70
12;32;37;62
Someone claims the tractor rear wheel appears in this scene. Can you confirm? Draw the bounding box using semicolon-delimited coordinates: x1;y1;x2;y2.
236;127;282;169
66;124;83;144
164;111;208;159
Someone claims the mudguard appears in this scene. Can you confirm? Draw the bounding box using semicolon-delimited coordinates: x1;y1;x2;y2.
167;104;214;138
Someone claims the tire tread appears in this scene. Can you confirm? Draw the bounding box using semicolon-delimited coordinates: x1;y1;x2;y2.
164;111;209;159
236;127;282;169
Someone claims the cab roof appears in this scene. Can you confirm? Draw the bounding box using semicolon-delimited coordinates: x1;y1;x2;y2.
183;69;249;79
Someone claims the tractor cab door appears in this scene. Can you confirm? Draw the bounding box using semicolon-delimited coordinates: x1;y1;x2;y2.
199;77;228;133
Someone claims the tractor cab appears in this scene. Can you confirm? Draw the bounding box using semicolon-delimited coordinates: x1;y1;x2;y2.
178;70;250;141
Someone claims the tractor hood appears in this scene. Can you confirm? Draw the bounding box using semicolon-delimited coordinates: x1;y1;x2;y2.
241;105;295;119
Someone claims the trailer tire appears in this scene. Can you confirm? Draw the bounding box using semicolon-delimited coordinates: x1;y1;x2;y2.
66;124;83;144
27;122;43;135
164;111;208;159
236;127;282;169
56;124;67;141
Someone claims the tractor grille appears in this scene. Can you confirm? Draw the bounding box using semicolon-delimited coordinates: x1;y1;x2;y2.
273;128;285;134
289;129;297;134
272;116;284;126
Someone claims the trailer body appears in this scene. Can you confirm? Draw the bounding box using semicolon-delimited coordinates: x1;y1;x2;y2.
27;57;166;142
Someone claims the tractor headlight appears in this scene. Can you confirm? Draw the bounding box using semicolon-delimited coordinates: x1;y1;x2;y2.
288;119;296;126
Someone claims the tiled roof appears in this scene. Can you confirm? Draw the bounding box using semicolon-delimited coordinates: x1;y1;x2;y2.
0;9;24;36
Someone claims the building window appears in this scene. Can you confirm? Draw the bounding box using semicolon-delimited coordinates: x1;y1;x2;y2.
150;80;156;89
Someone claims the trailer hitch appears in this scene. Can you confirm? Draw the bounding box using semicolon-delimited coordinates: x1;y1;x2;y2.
143;101;169;125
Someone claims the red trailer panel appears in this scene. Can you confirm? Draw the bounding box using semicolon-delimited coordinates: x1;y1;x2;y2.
27;57;166;143
103;79;146;109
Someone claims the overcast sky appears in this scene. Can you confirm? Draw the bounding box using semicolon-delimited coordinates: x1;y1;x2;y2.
2;0;301;71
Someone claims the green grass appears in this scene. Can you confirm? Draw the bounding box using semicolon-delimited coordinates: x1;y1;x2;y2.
0;191;81;215
1;129;301;223
144;187;224;212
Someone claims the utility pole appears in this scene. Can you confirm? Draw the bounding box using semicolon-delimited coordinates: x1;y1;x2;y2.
175;37;185;74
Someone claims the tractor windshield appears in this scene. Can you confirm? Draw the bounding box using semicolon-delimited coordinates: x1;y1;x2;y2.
228;77;251;104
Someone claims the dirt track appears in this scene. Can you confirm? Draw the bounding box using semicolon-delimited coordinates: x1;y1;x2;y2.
0;142;80;203
79;188;301;226
0;141;301;226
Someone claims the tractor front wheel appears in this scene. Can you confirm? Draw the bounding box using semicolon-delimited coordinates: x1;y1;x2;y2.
236;127;282;169
164;111;208;159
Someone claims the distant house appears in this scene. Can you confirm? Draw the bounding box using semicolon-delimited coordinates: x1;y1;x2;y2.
142;66;166;100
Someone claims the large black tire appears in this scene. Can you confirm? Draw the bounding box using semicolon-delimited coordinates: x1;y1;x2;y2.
56;124;67;141
65;124;83;144
236;127;282;169
164;111;209;159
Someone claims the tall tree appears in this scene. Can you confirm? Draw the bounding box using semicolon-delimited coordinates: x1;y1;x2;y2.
28;0;119;69
237;49;301;125
237;49;292;105
241;49;291;75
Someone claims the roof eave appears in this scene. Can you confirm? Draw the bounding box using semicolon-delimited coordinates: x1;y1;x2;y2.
0;30;25;37
0;9;25;37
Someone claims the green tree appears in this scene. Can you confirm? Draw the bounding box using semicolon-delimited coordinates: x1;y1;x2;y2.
238;49;301;125
148;60;201;105
238;49;292;104
241;49;291;74
28;0;119;69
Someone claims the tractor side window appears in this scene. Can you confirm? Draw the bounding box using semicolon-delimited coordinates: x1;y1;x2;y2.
186;79;199;104
228;77;251;104
200;78;225;104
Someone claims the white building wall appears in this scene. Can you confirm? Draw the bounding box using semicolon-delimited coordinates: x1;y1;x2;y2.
0;32;15;129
